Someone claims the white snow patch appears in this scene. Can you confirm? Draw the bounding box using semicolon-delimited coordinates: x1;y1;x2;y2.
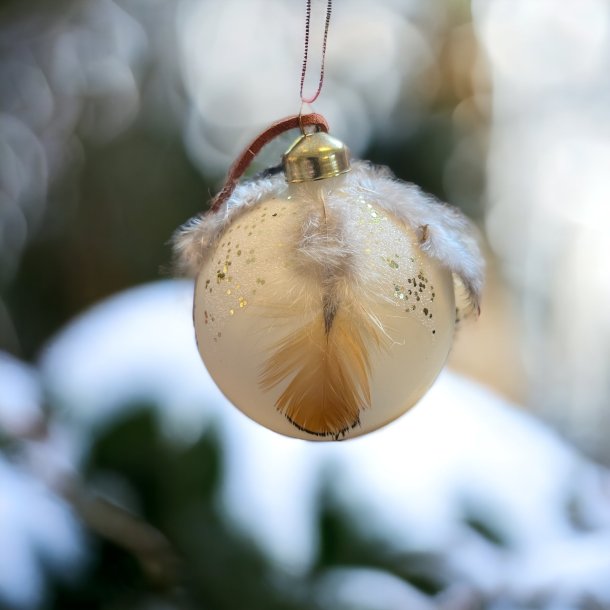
0;352;43;438
40;279;610;595
0;456;84;609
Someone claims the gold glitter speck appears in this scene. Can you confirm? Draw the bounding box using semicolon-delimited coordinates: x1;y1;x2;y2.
229;309;235;316
385;257;399;269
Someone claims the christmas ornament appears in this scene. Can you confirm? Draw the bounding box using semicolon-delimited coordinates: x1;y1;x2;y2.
172;1;483;441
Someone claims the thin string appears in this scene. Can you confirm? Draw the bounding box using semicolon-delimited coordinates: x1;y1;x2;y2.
300;0;332;105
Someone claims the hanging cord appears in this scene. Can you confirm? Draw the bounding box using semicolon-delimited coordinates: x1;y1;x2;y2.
209;113;329;213
300;0;332;104
207;1;333;213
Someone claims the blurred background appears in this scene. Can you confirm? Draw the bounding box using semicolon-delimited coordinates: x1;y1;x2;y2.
2;0;610;608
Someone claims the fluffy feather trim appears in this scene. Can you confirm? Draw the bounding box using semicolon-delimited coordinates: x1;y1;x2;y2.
172;161;484;316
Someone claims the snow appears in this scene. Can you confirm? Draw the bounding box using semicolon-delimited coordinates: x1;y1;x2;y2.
40;279;225;444
0;352;43;438
0;456;84;609
314;567;436;610
39;279;610;601
0;353;85;608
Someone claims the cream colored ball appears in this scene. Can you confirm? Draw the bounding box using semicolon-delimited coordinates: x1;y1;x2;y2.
194;180;455;440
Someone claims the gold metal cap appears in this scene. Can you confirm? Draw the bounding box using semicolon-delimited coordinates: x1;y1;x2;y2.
283;132;351;183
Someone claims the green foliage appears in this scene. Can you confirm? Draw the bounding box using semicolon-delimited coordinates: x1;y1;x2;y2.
4;130;209;359
315;490;446;596
42;406;458;610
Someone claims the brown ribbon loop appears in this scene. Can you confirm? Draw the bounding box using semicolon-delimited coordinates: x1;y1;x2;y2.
209;113;329;213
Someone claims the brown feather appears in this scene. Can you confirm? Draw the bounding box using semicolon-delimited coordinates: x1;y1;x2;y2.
259;301;383;438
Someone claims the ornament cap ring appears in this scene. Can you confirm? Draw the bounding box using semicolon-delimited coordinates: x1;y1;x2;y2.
283;131;351;183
